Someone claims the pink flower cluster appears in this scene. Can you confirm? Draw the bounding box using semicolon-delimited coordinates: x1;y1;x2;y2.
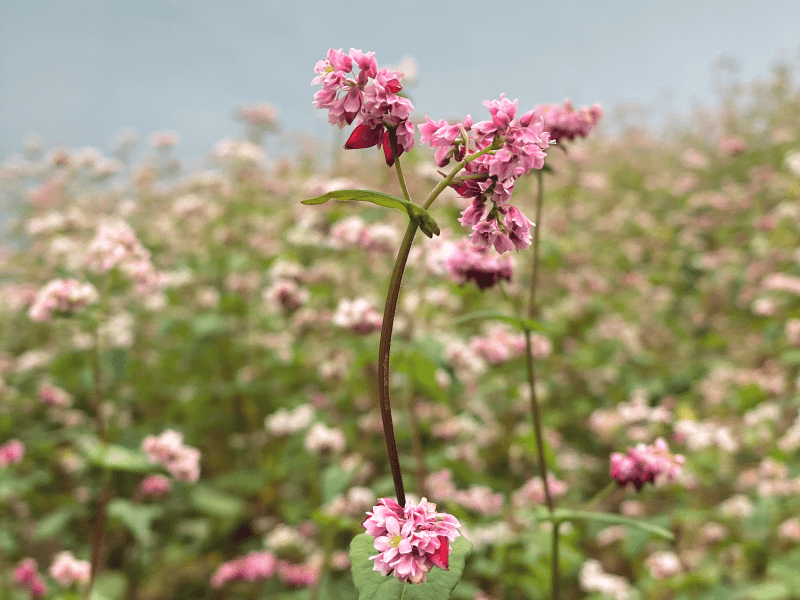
85;220;163;293
211;551;321;589
610;438;684;491
312;48;414;166
14;558;47;598
211;551;276;588
331;298;382;335
142;429;201;483
445;241;514;289
535;99;603;143
362;497;461;585
139;474;171;498
49;551;91;587
420;95;550;254
38;382;72;407
0;438;25;466
28;278;98;322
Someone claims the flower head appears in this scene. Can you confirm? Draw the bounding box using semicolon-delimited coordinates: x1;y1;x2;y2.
313;49;415;165
610;437;684;490
362;497;461;585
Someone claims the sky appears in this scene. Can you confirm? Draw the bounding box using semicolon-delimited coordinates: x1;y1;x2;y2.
1;0;799;167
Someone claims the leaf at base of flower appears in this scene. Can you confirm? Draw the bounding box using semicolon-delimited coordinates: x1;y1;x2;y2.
349;533;472;600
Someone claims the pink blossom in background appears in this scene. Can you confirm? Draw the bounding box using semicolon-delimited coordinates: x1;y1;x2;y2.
38;382;72;407
719;135;746;156
0;439;25;467
141;429;201;483
579;560;632;600
535;99;603;143
49;551;91;587
445;241;514;289
362;497;461;585
512;474;568;508
304;422;346;454
263;279;309;312
211;551;277;588
235;102;280;131
28;279;99;322
149;130;180;148
331;298;382;335
610;437;684;490
644;551;682;579
13;558;47;599
276;559;322;587
139;474;172;498
85;220;164;293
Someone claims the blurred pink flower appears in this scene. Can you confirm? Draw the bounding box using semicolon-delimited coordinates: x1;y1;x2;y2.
445;241;514;289
610;438;684;490
142;429;201;483
28;279;98;322
535;99;603;143
363;497;461;584
49;551;91;587
14;559;47;599
0;439;25;467
332;298;382;335
211;551;277;588
139;474;171;498
38;382;72;407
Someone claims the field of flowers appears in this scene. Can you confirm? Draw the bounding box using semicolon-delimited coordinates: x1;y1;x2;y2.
1;57;800;600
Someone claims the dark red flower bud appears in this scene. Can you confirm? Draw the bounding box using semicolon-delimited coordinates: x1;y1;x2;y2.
344;123;383;149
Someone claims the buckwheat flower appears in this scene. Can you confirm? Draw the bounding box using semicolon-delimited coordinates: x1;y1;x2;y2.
332;298;382;335
265;404;314;436
536;99;603;143
28;279;99;322
645;551;682;579
0;439;25;467
445;241;514;290
276;558;322;587
579;560;632;600
139;474;171;498
263;279;309;312
38;382;72;407
305;422;346;454
362;497;461;585
141;429;201;483
610;438;684;490
211;551;277;588
49;551;91;587
14;559;47;599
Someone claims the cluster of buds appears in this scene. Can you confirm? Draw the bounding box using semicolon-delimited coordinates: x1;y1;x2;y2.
536;99;603;143
14;559;47;598
142;429;201;483
312;48;414;166
420;95;550;253
610;438;684;490
139;474;172;498
28;279;99;322
362;497;461;585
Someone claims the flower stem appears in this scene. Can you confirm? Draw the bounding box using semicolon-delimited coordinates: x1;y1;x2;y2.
399;582;408;600
524;169;559;600
422;144;496;210
584;481;618;510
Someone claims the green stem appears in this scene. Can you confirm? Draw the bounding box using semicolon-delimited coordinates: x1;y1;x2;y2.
399;582;407;600
524;169;559;600
422;144;497;210
527;170;544;319
584;481;618;510
389;130;412;204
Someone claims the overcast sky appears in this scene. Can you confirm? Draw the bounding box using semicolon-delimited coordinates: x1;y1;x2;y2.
2;0;799;166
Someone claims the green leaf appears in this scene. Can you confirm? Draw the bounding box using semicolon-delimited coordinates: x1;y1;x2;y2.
350;533;471;600
80;439;154;473
533;508;674;541
107;498;162;544
453;310;542;332
302;189;440;238
190;484;245;519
